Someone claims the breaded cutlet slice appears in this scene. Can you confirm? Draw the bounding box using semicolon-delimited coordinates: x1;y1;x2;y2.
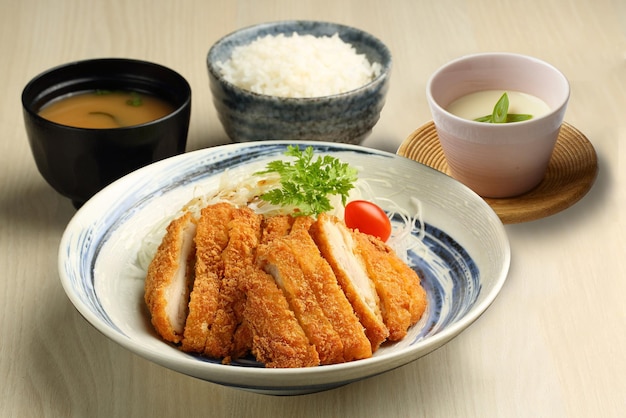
260;214;295;244
203;206;262;361
361;233;428;326
144;211;197;344
238;214;320;367
257;236;344;365
286;226;372;361
181;203;233;354
309;213;389;352
352;231;413;341
241;266;320;368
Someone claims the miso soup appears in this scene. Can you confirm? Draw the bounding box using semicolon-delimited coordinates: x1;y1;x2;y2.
38;90;175;129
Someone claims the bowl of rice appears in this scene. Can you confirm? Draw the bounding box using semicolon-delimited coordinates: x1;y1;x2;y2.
207;20;392;144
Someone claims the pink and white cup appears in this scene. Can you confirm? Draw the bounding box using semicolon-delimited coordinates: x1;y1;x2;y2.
426;53;570;198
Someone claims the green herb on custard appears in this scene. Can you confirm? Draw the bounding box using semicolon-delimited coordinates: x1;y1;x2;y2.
474;92;532;123
255;145;358;216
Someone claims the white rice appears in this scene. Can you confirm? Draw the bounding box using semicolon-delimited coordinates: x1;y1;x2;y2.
216;32;382;98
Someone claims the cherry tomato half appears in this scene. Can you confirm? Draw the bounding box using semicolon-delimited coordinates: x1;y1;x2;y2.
344;200;392;242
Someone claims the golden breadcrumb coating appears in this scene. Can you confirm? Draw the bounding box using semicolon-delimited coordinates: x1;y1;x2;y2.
144;211;197;344
285;226;372;361
260;214;295;244
363;233;428;325
258;236;344;365
181;203;233;353
145;202;428;367
241;266;320;368
353;231;413;341
203;207;260;361
309;213;389;351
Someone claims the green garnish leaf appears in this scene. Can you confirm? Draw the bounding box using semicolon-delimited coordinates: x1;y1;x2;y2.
473;92;534;123
255;145;358;216
93;90;143;106
506;113;533;122
492;92;509;123
473;115;493;123
126;92;143;107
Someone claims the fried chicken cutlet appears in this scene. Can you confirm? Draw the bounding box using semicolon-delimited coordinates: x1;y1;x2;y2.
181;203;233;355
359;233;428;326
312;214;428;342
353;231;416;341
202;206;261;361
260;214;295;243
240;214;320;367
283;221;372;361
257;231;345;365
241;266;320;368
173;205;319;367
144;211;197;344
145;201;426;367
309;213;389;351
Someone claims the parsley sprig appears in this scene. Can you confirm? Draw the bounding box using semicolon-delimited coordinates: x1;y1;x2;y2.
255;145;358;216
474;92;532;123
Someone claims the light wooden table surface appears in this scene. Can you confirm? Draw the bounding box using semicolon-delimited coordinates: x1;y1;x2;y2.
1;0;624;416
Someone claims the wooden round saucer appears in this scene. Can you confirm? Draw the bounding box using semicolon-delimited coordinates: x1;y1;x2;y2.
397;121;598;224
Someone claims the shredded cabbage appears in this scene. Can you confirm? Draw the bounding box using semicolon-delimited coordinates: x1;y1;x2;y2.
136;169;425;272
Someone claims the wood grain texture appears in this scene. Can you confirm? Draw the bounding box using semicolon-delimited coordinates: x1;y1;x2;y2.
398;121;599;224
1;0;625;417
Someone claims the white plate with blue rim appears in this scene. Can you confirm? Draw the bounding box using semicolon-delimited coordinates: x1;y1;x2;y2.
58;140;510;396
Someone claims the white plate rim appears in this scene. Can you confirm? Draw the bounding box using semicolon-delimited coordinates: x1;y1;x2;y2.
58;140;510;393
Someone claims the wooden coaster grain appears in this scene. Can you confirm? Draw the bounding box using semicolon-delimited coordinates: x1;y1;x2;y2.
397;121;598;224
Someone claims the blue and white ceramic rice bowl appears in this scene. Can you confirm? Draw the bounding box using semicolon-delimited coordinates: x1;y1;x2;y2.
59;141;510;395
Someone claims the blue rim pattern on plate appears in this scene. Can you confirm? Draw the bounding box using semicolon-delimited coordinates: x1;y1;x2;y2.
59;141;508;395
